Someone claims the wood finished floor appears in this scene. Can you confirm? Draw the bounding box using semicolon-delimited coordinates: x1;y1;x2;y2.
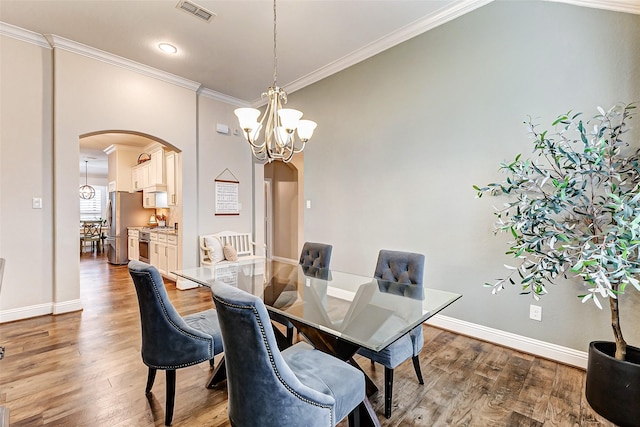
0;253;617;427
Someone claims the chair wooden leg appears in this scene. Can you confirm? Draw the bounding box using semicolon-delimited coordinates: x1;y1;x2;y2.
384;367;394;419
286;324;294;345
412;355;424;385
348;404;361;427
145;367;157;394
165;370;176;426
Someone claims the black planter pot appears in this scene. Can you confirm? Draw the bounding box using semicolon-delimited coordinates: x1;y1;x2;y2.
585;341;640;427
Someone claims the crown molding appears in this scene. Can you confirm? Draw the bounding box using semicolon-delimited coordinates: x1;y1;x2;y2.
546;0;640;14
0;21;51;48
198;87;250;107
283;0;494;96
46;34;202;91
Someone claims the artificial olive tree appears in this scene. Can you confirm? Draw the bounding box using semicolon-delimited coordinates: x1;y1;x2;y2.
475;103;639;360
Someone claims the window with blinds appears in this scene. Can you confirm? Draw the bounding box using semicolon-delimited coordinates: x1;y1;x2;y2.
80;187;104;221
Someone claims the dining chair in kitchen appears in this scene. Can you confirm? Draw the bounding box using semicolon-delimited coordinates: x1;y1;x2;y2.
211;280;365;427
80;221;101;253
356;249;425;418
128;260;224;426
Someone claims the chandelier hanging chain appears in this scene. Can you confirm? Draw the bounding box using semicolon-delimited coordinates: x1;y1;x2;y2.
272;0;277;87
233;0;317;163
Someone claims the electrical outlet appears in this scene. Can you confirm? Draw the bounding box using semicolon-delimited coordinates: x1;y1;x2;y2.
530;304;542;321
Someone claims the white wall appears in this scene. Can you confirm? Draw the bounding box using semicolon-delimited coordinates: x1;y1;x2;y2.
196;95;255;249
0;30;256;319
52;47;198;309
293;1;640;353
0;34;53;317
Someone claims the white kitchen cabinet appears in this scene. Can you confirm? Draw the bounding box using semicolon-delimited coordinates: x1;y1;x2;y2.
149;232;160;269
166;240;178;280
166;151;177;206
128;229;139;261
149;231;177;280
131;147;167;192
143;190;167;208
149;148;165;186
105;145;139;192
131;162;150;191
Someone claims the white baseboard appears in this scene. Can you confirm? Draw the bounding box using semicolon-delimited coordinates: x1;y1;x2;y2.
0;299;82;323
427;314;588;369
53;299;82;315
271;256;297;264
0;303;53;323
0;292;588;370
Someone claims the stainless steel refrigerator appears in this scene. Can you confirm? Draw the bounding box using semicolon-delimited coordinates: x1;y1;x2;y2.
106;191;150;264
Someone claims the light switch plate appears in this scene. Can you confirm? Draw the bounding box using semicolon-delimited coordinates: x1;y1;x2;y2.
32;197;42;209
216;123;229;134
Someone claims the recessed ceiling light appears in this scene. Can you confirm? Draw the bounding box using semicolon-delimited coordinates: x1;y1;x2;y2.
158;43;177;54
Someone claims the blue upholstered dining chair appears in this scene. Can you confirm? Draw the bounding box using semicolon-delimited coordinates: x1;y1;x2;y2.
299;241;333;269
267;242;333;347
357;249;426;418
211;280;365;427
128;260;224;426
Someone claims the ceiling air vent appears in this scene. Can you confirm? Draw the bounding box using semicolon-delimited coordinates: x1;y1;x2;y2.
176;0;215;23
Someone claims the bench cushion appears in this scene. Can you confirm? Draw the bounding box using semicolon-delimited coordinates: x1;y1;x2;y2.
223;243;238;261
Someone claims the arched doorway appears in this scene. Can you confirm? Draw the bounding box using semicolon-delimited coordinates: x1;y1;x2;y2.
78;130;182;269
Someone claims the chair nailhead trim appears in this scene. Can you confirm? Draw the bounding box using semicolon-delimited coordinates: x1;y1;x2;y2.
138;271;213;369
213;295;334;426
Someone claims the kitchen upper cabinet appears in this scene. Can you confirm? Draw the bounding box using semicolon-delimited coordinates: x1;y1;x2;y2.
131;164;149;191
166;151;177;206
105;145;139;192
143;190;168;208
149;148;165;187
132;147;167;192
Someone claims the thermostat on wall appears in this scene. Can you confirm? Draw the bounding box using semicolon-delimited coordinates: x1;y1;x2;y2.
216;123;229;134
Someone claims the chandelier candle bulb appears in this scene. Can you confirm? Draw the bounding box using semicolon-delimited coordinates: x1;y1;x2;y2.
297;120;317;141
277;109;303;130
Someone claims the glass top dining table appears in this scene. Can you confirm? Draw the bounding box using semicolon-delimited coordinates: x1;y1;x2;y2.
174;259;462;354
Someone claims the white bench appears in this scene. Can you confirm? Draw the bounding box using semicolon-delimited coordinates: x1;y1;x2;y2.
199;231;263;267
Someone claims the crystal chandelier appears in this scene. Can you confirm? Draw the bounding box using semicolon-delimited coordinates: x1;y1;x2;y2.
234;0;317;163
79;160;96;200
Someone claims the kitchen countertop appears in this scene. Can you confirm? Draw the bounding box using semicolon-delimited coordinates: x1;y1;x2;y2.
127;226;178;235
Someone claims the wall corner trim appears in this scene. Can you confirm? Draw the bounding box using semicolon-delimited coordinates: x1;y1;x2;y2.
46;34;202;91
282;0;494;96
545;0;640;15
0;21;51;48
427;314;589;369
198;87;250;107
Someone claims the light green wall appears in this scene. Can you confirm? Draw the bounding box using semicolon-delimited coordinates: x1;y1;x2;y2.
293;1;640;351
